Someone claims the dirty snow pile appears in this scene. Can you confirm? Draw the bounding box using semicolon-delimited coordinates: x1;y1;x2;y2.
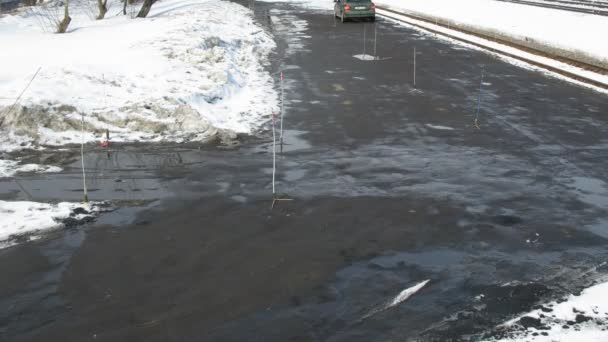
257;0;333;10
491;280;608;341
375;0;608;66
0;0;278;153
0;158;61;178
0;201;101;247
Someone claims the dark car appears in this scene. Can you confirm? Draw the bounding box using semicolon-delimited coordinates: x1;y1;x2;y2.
334;0;376;23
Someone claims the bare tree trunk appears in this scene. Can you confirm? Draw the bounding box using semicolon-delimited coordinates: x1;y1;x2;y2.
123;0;127;15
96;0;108;19
57;0;71;33
136;0;156;18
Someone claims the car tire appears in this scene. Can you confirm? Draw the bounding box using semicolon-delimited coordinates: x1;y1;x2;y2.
370;17;376;22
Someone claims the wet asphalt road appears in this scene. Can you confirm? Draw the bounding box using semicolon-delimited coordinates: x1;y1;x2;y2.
2;2;608;341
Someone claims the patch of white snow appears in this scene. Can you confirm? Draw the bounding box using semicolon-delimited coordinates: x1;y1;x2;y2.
376;0;608;67
0;159;62;178
0;0;278;150
491;281;608;342
426;124;455;131
0;200;100;246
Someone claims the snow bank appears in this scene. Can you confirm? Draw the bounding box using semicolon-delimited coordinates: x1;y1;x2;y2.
0;0;278;150
257;0;333;10
0;200;100;245
376;0;608;67
377;8;608;93
0;158;61;178
491;281;608;341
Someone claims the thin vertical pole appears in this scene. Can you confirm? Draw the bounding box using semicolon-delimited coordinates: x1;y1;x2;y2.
363;24;366;56
272;113;276;196
279;72;284;147
80;113;88;203
373;22;377;59
413;47;417;88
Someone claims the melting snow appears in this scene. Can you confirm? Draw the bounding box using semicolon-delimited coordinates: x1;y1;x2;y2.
492;280;608;342
0;0;278;150
387;279;430;307
258;0;334;10
426;124;455;131
361;279;430;320
353;54;378;61
376;0;608;66
0;200;101;247
0;159;62;178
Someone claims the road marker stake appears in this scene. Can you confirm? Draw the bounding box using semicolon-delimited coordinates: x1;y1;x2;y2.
373;22;378;60
80;112;89;203
270;112;292;209
363;24;367;56
272;112;276;196
101;129;110;147
280;71;285;150
271;196;293;210
413;46;417;88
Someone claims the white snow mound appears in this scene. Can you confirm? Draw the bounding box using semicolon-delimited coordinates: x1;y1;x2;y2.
257;0;333;10
0;200;100;245
0;0;278;149
376;0;608;67
492;280;608;342
0;159;62;178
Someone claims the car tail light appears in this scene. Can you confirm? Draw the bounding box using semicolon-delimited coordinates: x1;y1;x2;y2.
370;3;376;9
344;3;350;10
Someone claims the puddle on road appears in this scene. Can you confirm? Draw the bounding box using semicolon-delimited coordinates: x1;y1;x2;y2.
0;147;206;203
94;201;159;227
0;199;158;338
270;9;312;56
571;176;608;208
202;246;608;340
0;227;85;337
283;168;307;182
587;219;608;239
253;129;312;154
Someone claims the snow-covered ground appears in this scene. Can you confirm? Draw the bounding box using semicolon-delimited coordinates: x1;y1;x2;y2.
0;200;101;248
377;8;608;93
375;0;608;67
0;0;277;246
257;0;333;10
491;280;608;341
0;158;61;178
522;0;608;12
0;0;278;152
